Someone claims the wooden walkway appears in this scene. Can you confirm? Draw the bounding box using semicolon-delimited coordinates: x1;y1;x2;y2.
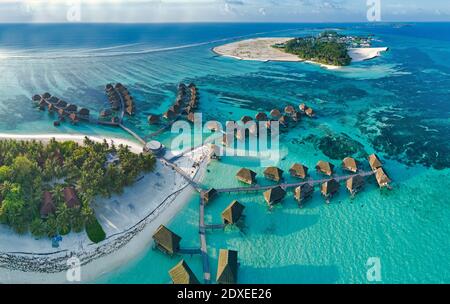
199;196;211;284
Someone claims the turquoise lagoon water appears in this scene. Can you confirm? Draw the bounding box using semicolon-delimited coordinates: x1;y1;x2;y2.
0;23;449;283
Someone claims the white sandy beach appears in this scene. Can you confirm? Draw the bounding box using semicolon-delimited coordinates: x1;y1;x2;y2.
0;133;211;283
213;37;388;69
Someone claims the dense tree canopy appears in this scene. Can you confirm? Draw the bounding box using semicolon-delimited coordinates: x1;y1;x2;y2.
0;138;156;242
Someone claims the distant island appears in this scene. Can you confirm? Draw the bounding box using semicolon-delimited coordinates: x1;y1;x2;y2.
213;30;388;69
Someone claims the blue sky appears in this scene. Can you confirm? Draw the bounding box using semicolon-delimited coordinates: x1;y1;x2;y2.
0;0;449;23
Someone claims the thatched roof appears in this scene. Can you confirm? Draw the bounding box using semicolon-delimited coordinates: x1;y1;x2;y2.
48;96;59;104
78;108;90;116
342;157;358;173
201;188;217;203
346;175;365;193
375;168;391;188
42;92;51;99
368;154;382;171
255;112;268;121
105;84;114;91
40;191;55;218
222;200;245;224
236;168;257;185
316;161;334;176
299;103;307;112
289;163;308;179
63;187;81;208
321;179;340;197
148;115;160;124
153;225;181;255
169;260;200;284
240;116;253;124
294;183;314;203
216;249;238;284
270;109;281;118
65;104;77;113
284;105;295;114
305;107;315;117
56;100;68;108
263;186;286;205
264;167;284;182
32;95;42;102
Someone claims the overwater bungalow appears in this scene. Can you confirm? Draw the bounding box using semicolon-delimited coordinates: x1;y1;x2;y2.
182;106;192;115
222;200;245;225
56;100;68;108
263;186;286;206
48;96;59;104
270;109;281;119
255;112;268;121
40;191;55;218
169;260;200;284
78;108;90;118
289;163;308;179
152;225;181;256
342;157;358;173
115;83;124;89
69;113;79;124
294;183;314;206
65;104;78;113
284;105;296;115
163;109;176;120
105;84;114;92
32;94;42;102
368;154;382;171
236;168;257;185
316;161;335;176
299;103;307;112
178;83;187;91
188;83;196;89
100;109;112;118
321;179;340;199
148;115;160;125
216;249;238;284
240;116;253;124
346;175;365;195
264;167;284;182
42;92;51;100
201;188;218;204
305;107;315;118
63;187;81;209
169;104;180;114
375;167;391;188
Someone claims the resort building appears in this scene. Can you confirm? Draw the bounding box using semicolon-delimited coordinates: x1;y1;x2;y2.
221;200;245;225
368;154;383;171
40;191;56;218
289;163;308;179
375;168;391;188
255;112;268;121
201;188;218;204
144;141;165;156
236;168;257;185
346;175;365;195
263;186;286;206
321;179;340;199
342;157;358;173
316;161;335;176
63;187;81;209
169;260;200;284
152;225;181;256
263;167;284;182
216;249;238;284
270;109;281;119
294;183;314;206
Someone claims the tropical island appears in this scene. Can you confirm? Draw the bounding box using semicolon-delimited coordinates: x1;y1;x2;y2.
0;137;156;243
213;30;388;69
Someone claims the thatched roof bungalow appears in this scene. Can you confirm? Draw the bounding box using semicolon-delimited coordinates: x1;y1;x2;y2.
342;157;358;173
78;108;90;117
65;104;78;113
42;92;51;99
222;200;245;225
368;154;383;171
263;167;284;182
216;249;238;284
316;161;334;176
255;112;268;121
375;168;391;188
169;260;200;284
305;107;315;117
284;105;295;115
289;163;308;179
236;168;257;185
153;225;181;256
270;109;281;119
63;187;81;209
56;100;68;108
294;183;314;205
40;191;56;218
240;116;253;124
346;175;365;195
48;96;59;104
201;188;218;204
299;103;307;112
263;186;286;206
105;84;114;92
321;179;340;198
32;94;42;102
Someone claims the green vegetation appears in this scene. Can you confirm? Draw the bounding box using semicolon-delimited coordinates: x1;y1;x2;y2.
0;137;156;242
277;31;352;66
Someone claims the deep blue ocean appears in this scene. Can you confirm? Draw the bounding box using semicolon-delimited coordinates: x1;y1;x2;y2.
0;23;449;283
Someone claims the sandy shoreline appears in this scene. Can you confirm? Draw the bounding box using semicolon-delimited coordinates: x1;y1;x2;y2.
213;37;388;69
0;133;210;283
